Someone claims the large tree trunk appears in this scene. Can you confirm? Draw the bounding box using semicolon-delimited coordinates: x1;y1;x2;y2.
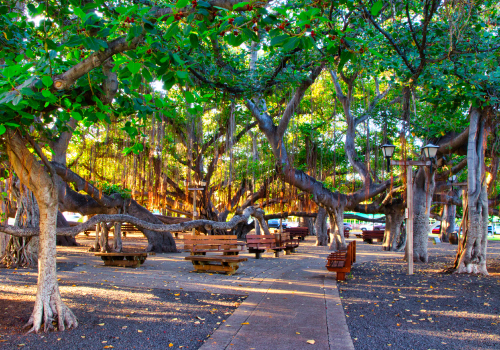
456;106;489;275
1;181;39;267
440;202;456;243
382;206;405;251
314;207;328;246
412;167;435;262
6;129;77;332
329;207;346;250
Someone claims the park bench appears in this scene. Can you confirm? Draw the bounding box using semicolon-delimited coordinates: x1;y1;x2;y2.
94;252;148;268
274;231;300;255
285;227;309;241
326;241;356;281
184;235;247;275
246;234;277;259
358;230;384;243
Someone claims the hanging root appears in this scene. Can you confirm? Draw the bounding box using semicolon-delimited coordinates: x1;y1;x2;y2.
24;290;78;333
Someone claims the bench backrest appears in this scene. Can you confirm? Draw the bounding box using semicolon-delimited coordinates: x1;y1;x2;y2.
184;235;241;252
285;227;309;233
247;235;276;245
362;230;384;235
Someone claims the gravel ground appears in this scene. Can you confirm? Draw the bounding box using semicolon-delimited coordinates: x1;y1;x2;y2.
0;278;245;350
340;256;500;350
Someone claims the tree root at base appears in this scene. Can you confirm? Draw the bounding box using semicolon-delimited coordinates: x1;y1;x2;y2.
24;290;78;333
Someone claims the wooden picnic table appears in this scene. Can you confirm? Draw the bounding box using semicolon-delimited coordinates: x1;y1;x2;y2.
184;235;247;275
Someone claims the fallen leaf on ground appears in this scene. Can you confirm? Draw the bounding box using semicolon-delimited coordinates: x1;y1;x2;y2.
241;322;249;325
296;332;300;335
307;340;315;344
98;323;105;326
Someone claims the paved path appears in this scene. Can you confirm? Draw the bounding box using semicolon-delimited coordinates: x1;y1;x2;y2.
4;234;403;350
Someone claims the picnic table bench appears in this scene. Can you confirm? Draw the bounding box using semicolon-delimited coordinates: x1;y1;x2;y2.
184;235;247;275
326;241;356;281
356;230;384;244
275;231;300;255
285;227;309;241
94;252;148;268
246;234;277;259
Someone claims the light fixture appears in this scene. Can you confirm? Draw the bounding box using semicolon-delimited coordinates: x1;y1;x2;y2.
381;143;396;172
448;175;457;183
422;143;439;159
199;180;207;187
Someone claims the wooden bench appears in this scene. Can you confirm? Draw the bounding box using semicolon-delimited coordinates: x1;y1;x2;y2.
246;235;277;259
360;230;384;243
184;235;247;275
326;241;356;281
274;231;300;255
94;252;148;268
285;227;309;241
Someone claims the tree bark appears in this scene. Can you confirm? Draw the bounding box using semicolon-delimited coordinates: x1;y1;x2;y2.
6;129;77;332
456;106;489;274
314;207;328;246
113;222;123;252
440;202;456;243
329;206;346;250
382;206;405;251
412;167;435;263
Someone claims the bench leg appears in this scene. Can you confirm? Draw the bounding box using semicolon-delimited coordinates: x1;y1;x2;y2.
274;251;280;258
255;251;262;259
285;249;291;255
174;232;179;239
292;248;296;253
336;272;346;281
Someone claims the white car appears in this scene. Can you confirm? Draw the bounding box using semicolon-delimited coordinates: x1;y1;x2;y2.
63;212;82;222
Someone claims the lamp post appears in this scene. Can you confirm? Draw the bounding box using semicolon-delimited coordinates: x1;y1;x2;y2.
383;145;432;275
381;143;396;172
422;144;439;174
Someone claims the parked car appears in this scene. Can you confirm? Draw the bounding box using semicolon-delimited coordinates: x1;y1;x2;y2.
488;225;499;235
432;225;441;234
433;224;459;234
343;223;352;231
374;224;386;231
63;212;82;222
267;219;287;229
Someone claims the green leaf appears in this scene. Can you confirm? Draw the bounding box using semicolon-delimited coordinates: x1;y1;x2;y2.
0;125;5;135
368;48;384;58
337;51;352;72
176;0;189;8
370;1;384;16
127;25;143;42
127;62;141;74
42;76;53;87
176;71;188;79
72;111;82;121
184;91;195;103
165;23;179;39
190;33;199;48
233;2;249;9
270;34;289;47
283;37;300;51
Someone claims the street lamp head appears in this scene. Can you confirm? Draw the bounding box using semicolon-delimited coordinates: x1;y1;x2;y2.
449;175;457;182
381;143;396;158
199;180;207;186
422;143;439;159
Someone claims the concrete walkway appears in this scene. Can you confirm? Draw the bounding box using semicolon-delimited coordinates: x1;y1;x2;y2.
49;235;402;350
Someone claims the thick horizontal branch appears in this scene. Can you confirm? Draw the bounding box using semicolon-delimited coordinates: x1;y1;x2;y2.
0;206;261;238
